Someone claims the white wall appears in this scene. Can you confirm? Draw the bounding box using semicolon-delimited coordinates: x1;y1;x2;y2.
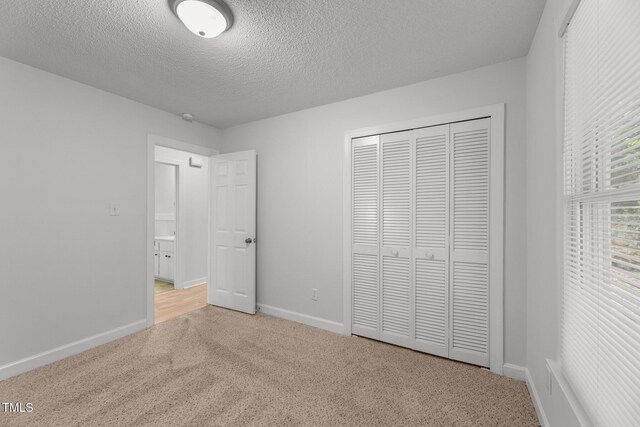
221;58;528;366
155;146;210;287
155;163;177;217
154;163;177;236
0;56;221;372
526;0;583;425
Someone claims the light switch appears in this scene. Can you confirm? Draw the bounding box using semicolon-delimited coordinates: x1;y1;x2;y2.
109;203;120;216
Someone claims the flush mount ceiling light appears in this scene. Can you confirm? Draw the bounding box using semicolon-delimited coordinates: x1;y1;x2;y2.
169;0;233;38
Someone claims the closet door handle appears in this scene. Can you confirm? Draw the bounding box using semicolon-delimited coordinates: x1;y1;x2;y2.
391;250;399;257
426;253;434;260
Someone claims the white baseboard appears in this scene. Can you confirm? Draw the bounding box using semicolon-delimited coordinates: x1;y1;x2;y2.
546;359;592;427
503;363;527;381
502;363;549;427
525;367;550;427
183;277;207;289
257;304;345;335
155;214;176;221
0;320;147;381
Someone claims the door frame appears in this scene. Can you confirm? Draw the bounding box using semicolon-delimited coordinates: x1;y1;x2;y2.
342;104;505;374
146;134;219;327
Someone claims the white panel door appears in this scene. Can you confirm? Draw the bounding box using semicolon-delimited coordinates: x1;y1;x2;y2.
209;150;257;314
351;135;380;339
413;124;450;358
449;118;490;367
380;131;413;348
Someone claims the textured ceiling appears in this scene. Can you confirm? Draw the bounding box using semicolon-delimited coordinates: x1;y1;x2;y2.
0;0;545;128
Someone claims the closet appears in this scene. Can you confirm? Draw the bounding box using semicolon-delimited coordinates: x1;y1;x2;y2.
349;117;496;368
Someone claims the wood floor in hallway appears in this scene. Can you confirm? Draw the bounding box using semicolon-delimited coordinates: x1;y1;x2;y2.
154;283;207;324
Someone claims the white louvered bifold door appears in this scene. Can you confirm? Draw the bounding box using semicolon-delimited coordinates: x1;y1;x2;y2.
413;124;450;358
352;135;380;339
449;118;491;367
380;131;413;348
350;118;494;369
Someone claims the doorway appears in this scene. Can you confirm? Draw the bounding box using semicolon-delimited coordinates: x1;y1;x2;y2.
152;160;208;323
147;136;215;325
154;162;177;297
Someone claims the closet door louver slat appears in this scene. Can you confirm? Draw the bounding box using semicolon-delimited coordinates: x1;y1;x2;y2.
451;262;488;353
382;133;411;249
352;136;380;338
381;131;412;345
353;254;378;330
413;124;450;357
449;119;490;367
382;256;410;336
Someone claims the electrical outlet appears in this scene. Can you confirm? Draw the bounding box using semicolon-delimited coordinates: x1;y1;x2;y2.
109;203;120;216
311;288;318;301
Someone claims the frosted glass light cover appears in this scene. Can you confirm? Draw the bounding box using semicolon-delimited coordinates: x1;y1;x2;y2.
176;0;228;38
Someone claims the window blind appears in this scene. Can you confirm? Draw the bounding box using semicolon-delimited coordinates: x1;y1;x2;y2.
562;1;640;426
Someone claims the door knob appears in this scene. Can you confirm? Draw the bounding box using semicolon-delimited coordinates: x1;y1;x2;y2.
427;253;434;259
391;250;399;257
245;237;253;244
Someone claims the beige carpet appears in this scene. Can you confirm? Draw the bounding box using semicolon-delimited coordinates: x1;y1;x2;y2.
0;307;538;426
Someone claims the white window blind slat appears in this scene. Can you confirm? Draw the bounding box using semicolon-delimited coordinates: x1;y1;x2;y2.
562;1;640;426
